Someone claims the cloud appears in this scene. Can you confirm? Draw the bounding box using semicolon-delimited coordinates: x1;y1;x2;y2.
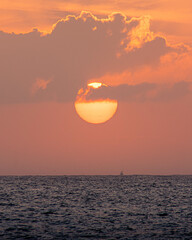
0;11;188;104
88;49;192;86
78;81;192;102
2;0;192;39
31;78;52;94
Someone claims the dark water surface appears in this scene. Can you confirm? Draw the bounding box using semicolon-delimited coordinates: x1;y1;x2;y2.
0;175;192;239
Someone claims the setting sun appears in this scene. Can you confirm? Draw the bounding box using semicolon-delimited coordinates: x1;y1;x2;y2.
1;2;192;238
75;82;118;124
88;82;103;89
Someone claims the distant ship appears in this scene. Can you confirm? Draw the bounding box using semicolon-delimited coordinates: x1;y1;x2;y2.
120;171;124;176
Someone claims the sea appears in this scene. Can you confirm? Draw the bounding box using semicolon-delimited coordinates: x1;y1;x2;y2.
0;175;192;239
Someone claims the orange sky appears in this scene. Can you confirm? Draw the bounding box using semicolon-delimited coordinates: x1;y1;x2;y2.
0;1;192;175
1;99;192;175
1;0;192;44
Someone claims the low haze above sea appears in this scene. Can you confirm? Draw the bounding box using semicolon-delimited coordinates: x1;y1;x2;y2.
0;175;192;239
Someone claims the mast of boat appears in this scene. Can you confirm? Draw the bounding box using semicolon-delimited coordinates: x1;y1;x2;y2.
120;171;124;176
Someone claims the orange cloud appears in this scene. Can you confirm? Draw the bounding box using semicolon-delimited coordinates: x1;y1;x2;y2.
126;15;153;51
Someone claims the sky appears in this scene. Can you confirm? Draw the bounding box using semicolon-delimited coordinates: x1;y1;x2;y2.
0;0;192;175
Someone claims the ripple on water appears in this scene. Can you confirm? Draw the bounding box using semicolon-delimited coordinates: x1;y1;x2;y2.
0;175;192;239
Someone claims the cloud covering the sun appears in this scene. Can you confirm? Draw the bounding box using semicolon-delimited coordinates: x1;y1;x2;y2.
80;81;192;102
0;11;191;104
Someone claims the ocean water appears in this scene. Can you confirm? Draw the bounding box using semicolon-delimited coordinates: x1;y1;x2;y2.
0;175;192;239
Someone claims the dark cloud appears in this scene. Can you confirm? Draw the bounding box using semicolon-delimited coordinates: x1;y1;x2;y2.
0;11;184;104
152;81;192;102
83;81;192;102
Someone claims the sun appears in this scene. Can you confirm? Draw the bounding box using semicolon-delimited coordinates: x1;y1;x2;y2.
75;82;118;124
